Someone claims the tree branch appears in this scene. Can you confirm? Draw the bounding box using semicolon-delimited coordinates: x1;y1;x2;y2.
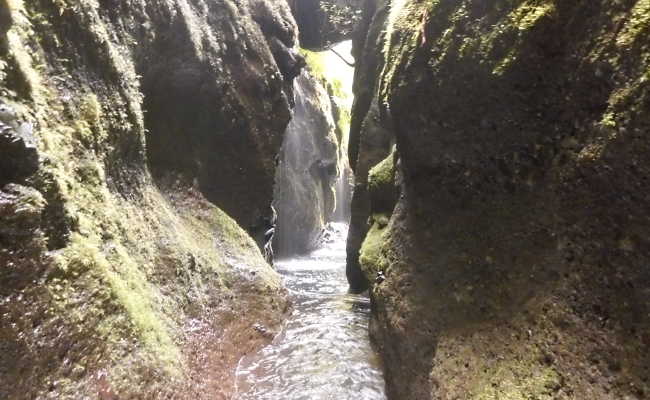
329;48;356;68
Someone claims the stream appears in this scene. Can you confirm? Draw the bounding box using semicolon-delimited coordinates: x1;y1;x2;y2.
235;223;386;399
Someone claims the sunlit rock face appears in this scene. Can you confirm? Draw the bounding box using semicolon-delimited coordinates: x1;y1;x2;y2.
288;0;365;50
351;0;650;399
273;70;341;257
0;0;297;398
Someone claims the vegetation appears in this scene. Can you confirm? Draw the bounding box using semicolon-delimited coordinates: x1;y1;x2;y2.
300;46;353;149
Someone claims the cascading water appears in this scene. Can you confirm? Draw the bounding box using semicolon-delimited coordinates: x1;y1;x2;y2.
332;163;353;223
234;223;386;399
272;70;339;257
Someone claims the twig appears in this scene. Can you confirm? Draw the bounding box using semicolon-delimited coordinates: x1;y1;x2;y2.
329;47;356;67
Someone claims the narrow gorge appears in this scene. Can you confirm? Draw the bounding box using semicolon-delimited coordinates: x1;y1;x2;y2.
1;1;649;400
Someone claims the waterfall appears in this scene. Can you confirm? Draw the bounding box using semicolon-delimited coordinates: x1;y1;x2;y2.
272;41;355;257
333;154;353;223
273;70;342;257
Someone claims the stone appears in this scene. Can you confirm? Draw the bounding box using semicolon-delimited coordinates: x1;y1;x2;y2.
0;116;39;186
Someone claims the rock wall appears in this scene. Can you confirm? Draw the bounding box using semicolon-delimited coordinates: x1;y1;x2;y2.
273;69;341;257
346;0;394;292
353;0;650;398
0;0;299;398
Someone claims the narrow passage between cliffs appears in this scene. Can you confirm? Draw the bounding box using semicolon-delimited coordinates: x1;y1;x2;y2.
234;42;387;400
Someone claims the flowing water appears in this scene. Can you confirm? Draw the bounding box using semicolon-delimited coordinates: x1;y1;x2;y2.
235;223;386;400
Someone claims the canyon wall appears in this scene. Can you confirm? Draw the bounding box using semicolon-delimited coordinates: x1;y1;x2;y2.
0;0;300;398
352;0;650;398
346;0;394;291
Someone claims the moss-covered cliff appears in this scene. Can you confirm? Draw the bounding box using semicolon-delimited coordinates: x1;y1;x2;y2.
0;0;300;398
352;0;650;398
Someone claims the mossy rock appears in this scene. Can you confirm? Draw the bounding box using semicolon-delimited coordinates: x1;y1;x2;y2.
367;148;398;214
358;214;391;276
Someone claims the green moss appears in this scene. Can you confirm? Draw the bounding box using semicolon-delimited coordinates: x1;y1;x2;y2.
301;48;351;99
51;230;182;373
381;0;559;80
79;93;102;123
2;0;288;397
203;207;259;254
51;0;70;16
75;158;104;185
5;0;45;99
601;111;617;128
73;93;109;148
300;48;328;81
368;149;395;192
380;0;440;104
300;46;353;160
13;187;47;214
384;0;410;54
487;0;556;75
337;106;351;138
43;175;273;379
359;216;390;274
359;152;397;276
469;350;562;400
508;0;556;31
384;0;440;56
492;47;519;75
617;0;650;47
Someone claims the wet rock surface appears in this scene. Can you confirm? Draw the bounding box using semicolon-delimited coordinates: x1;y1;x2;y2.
351;0;650;399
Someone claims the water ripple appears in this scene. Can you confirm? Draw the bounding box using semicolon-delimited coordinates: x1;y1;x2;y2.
235;223;386;400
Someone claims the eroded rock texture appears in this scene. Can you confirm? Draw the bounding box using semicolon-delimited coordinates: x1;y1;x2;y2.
353;0;650;398
0;0;298;398
273;70;341;257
